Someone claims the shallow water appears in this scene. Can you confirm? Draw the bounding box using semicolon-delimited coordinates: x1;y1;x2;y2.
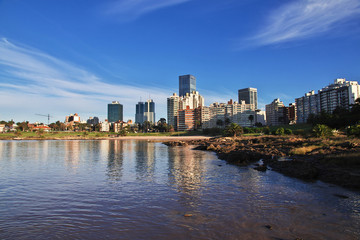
0;140;359;239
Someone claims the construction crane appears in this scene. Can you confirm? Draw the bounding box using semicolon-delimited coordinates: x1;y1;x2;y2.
35;114;53;125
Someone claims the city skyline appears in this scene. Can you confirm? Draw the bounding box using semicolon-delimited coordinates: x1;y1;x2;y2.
0;0;359;123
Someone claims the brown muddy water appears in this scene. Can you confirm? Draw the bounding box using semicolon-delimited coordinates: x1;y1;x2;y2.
0;140;359;240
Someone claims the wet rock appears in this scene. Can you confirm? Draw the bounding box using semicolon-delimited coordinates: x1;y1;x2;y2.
265;225;272;230
333;194;349;199
192;145;207;151
254;165;267;172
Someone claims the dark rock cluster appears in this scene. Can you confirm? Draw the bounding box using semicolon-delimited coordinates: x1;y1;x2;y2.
163;136;360;190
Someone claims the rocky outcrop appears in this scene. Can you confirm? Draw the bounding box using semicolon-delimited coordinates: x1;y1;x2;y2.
163;136;360;190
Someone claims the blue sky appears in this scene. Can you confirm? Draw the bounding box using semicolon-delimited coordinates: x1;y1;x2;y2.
1;0;360;123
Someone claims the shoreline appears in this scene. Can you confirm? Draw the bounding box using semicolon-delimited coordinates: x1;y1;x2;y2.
0;135;211;141
163;136;360;191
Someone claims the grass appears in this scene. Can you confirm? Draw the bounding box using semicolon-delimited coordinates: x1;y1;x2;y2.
0;131;207;140
289;145;319;155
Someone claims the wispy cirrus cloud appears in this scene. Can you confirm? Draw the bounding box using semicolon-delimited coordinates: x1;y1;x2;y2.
0;38;172;122
0;38;230;123
246;0;360;47
103;0;191;21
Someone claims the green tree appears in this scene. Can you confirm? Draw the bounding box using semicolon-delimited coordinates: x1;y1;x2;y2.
216;119;224;128
224;117;231;126
275;127;285;135
224;123;243;137
36;128;45;138
248;115;254;126
143;121;152;132
312;124;333;138
284;128;293;135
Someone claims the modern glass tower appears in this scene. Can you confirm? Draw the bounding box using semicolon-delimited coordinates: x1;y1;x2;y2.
179;74;196;97
108;101;123;122
144;99;155;123
238;88;258;110
135;102;145;124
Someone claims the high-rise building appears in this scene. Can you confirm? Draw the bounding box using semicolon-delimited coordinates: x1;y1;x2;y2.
178;91;205;110
238;88;258;110
87;116;99;125
179;74;196;97
135;102;145;124
144;99;155;123
108;101;123;123
295;78;360;123
177;106;195;131
295;90;320;124
167;93;180;129
265;99;289;126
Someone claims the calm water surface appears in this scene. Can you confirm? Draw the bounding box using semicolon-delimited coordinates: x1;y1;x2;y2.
0;140;359;240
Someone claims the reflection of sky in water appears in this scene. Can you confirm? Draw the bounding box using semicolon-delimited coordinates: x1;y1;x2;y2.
0;140;359;240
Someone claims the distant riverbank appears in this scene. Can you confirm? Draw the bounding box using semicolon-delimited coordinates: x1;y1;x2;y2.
0;132;210;141
164;136;360;191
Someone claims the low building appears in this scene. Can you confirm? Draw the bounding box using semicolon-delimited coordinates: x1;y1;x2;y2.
33;125;52;132
100;120;110;132
0;124;5;132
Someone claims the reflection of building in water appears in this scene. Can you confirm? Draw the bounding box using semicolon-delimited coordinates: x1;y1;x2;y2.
135;141;156;179
106;140;126;181
167;146;205;206
64;141;81;169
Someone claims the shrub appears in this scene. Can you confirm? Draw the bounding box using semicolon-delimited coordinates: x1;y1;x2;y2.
119;129;127;136
224;123;243;137
203;127;222;136
347;125;360;137
312;124;333;138
275;128;285;135
285;128;292;135
263;127;270;135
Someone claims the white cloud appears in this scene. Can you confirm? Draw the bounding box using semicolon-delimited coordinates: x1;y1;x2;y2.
0;38;229;123
103;0;191;21
247;0;360;47
0;38;172;122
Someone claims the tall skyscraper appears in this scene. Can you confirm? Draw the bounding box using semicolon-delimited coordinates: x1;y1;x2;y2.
238;87;258;110
135;102;145;124
167;93;180;129
108;101;123;123
179;74;196;97
144;99;155;123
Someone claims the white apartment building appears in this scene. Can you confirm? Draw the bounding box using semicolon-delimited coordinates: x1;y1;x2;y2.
167;91;204;130
100;121;110;132
265;99;289;126
296;78;360;123
201;100;255;129
178;91;204;110
167;93;180;129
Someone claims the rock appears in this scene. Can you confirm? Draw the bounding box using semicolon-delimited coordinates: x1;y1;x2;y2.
265;225;272;230
254;165;267;172
333;194;349;199
192;145;207;150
